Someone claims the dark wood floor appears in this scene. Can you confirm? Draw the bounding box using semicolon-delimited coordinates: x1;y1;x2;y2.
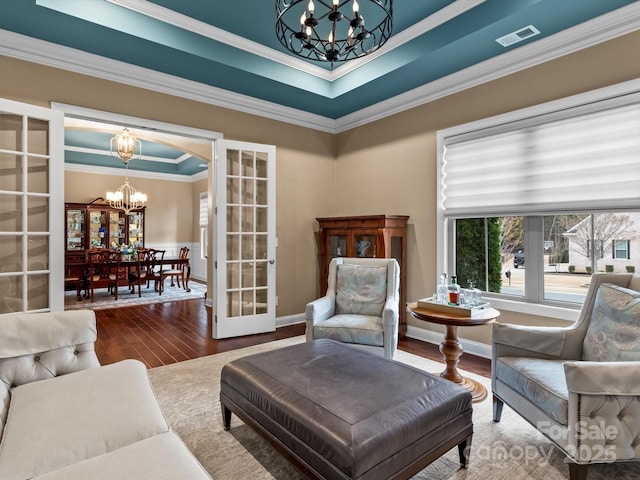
94;298;491;378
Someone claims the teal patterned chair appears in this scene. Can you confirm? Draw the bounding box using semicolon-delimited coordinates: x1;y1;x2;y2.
492;272;640;480
306;257;400;360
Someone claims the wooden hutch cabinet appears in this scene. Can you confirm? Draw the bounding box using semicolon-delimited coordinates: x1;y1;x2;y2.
316;215;409;335
65;198;145;268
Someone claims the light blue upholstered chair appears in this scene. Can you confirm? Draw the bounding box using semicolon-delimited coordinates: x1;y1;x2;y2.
492;272;640;480
305;257;400;360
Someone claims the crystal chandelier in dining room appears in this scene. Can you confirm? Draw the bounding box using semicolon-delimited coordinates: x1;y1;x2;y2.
275;0;393;66
107;128;147;214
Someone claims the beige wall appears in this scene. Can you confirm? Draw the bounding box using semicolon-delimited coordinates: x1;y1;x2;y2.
2;30;640;340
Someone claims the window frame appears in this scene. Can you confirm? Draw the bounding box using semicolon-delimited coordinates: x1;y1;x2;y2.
437;79;640;320
199;191;208;260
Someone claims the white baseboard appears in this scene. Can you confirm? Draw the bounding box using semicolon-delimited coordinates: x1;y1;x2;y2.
276;313;305;328
406;325;492;359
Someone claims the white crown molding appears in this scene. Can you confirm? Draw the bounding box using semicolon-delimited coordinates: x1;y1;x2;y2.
0;30;337;133
107;0;334;80
65;161;202;182
65;145;186;164
334;1;640;132
1;2;639;134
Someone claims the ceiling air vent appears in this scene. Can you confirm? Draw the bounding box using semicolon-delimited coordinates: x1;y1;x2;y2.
496;25;540;47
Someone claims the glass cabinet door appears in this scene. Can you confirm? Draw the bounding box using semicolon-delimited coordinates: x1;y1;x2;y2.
109;210;125;247
66;209;85;251
88;209;107;248
128;211;144;247
328;233;347;258
352;232;377;258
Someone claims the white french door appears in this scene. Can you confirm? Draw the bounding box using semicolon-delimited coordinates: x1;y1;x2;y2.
0;98;64;313
213;140;276;338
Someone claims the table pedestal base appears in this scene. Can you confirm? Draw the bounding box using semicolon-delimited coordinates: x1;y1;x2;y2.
407;302;499;404
437;325;488;403
452;375;488;403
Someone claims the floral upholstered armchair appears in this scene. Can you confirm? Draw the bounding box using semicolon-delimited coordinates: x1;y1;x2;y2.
305;257;400;360
492;272;640;480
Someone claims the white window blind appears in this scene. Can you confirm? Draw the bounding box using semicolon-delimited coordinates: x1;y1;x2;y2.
442;97;640;216
199;192;208;227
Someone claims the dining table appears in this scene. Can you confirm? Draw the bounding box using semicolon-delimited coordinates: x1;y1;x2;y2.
118;255;192;292
67;253;192;298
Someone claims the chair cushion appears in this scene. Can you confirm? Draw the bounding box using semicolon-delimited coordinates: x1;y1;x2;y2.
582;283;640;362
495;357;568;425
313;314;384;347
335;264;387;316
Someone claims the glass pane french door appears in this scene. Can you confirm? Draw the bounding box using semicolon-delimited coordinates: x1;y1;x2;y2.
0;98;64;313
213;140;276;338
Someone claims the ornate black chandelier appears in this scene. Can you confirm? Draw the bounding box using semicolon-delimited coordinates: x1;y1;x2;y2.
276;0;393;66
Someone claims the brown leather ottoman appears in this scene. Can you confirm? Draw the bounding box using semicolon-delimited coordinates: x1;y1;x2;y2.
220;339;473;480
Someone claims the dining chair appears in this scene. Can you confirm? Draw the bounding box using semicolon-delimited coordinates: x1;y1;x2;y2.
130;248;166;296
87;250;123;302
129;248;151;297
64;266;84;301
149;249;166;294
162;247;189;290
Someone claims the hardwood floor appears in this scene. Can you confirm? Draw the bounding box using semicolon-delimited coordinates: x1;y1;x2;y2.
94;298;490;378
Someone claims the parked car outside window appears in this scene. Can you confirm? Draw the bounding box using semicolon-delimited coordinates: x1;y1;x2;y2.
514;251;525;268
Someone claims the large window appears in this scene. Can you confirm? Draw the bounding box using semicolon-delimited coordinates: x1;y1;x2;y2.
438;81;640;311
452;213;640;307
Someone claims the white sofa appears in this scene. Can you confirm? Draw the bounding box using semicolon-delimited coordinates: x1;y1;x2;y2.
0;310;212;480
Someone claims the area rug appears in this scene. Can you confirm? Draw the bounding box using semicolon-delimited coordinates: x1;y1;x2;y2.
64;279;206;310
148;337;640;480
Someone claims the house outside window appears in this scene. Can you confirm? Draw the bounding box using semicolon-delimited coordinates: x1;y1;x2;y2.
438;83;640;313
565;214;638;273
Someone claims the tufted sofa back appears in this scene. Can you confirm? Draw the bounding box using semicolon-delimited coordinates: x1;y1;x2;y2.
0;310;100;439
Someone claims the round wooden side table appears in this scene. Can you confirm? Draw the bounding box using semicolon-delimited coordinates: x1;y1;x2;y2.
407;302;500;403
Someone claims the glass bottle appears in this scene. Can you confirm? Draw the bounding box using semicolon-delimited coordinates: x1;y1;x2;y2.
448;275;461;306
436;273;448;304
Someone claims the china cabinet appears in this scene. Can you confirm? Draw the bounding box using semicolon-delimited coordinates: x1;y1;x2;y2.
65;198;145;267
316;215;409;334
